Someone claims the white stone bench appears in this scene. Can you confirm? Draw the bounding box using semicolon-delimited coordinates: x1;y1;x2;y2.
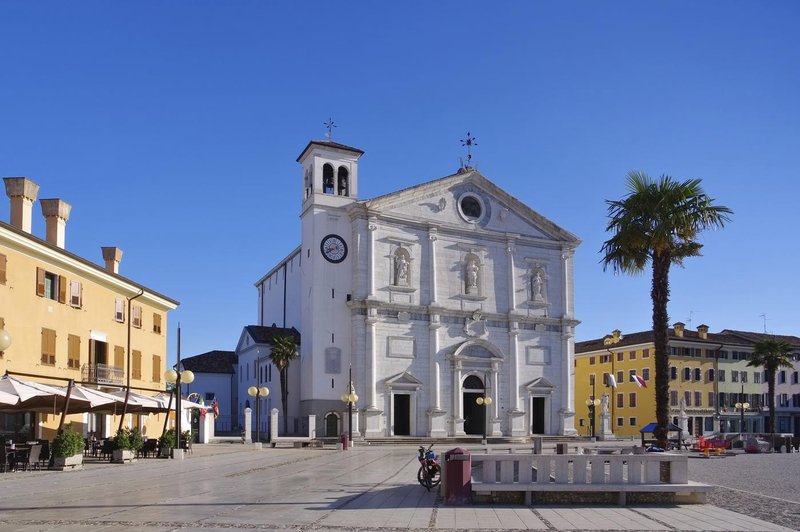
269;437;321;448
470;453;711;506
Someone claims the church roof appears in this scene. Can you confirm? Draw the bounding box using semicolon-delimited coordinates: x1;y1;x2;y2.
296;140;365;162
181;350;237;374
244;325;301;345
359;168;580;244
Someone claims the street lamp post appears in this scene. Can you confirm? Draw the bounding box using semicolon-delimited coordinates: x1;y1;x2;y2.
735;383;750;440
164;330;194;454
340;365;358;444
585;397;600;438
476;394;493;443
247;385;270;442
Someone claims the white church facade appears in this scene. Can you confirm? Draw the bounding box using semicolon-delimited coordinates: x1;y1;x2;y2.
256;139;580;438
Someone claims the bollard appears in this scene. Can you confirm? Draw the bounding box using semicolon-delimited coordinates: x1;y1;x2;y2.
340;433;349;451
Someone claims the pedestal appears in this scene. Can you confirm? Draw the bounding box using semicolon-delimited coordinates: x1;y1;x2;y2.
679;413;689;435
598;412;616;440
508;409;526;437
489;417;501;437
428;409;448;437
363;407;384;438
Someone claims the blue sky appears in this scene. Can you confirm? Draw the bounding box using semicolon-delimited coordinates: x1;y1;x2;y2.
2;2;798;363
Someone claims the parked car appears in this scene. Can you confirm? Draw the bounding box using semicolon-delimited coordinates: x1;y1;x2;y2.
744;437;770;453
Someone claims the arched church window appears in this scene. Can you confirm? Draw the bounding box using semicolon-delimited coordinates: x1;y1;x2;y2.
463;375;484;390
337;166;349;196
392;248;411;286
323;164;334;194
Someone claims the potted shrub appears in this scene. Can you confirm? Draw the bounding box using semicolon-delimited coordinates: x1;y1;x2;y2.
159;428;176;458
51;424;84;470
112;427;143;463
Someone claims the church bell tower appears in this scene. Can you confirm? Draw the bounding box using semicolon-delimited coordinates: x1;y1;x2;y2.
296;140;364;423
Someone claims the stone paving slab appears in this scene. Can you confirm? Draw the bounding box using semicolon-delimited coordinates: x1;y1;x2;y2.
0;444;793;531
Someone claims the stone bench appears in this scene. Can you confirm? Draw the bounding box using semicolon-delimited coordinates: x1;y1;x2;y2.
470;453;711;506
269;438;321;448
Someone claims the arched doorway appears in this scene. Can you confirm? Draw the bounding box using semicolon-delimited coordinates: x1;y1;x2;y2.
462;375;485;435
325;412;340;437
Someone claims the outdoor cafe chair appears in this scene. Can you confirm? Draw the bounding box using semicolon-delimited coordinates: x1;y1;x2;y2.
23;444;41;471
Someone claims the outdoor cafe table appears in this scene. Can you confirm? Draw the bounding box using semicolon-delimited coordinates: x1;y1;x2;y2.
5;445;30;471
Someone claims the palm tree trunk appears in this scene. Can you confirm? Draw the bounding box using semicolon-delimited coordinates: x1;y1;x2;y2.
280;368;289;435
651;252;671;448
767;370;776;435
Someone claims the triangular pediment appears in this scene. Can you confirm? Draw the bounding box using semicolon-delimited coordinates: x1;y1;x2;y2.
385;371;423;390
525;377;556;391
357;170;579;244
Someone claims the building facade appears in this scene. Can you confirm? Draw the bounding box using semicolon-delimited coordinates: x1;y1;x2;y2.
255;140;580;438
575;324;800;439
0;177;178;441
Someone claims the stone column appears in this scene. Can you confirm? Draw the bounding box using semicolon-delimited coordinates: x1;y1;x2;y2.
428;228;438;304
367;217;378;298
508;322;526;436
506;238;516;312
453;360;465;435
364;311;383;437
490;363;501;436
270;408;279;441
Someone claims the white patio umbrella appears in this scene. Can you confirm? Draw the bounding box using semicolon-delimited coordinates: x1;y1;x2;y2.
154;392;206;411
107;389;166;414
0;375;92;414
61;385;127;413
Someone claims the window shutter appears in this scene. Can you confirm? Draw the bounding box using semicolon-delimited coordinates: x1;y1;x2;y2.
58;275;67;303
115;298;125;322
36;267;45;296
0;253;6;284
114;346;124;369
70;280;82;308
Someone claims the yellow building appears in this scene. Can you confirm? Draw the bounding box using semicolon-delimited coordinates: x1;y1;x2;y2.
0;177;178;441
576;323;773;439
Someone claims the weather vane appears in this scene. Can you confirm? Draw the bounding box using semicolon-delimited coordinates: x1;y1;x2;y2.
324;117;337;140
460;131;477;168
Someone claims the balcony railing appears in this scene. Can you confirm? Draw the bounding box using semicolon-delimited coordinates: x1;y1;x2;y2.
81;363;124;385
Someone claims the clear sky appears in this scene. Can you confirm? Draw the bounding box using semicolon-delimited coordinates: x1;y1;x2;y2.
2;2;798;365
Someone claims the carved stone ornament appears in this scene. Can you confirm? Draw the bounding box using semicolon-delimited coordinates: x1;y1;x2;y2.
463;309;487;338
437;197;447;212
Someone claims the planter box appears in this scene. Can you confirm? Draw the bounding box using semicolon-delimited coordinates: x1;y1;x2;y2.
112;449;137;463
51;453;83;471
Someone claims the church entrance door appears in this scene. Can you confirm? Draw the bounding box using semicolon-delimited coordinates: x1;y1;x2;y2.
393;394;410;435
325;413;339;437
531;397;545;434
462;375;486;435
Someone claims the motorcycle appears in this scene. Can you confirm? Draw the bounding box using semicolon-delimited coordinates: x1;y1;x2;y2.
417;444;441;490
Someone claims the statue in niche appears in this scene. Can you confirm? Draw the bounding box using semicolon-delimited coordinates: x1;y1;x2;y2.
394;253;409;286
601;393;609;415
465;259;479;294
532;270;545;302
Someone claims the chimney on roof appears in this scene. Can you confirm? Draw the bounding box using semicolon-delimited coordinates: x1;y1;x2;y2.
697;324;709;340
3;177;40;233
40;198;72;248
101;247;123;274
673;322;685;337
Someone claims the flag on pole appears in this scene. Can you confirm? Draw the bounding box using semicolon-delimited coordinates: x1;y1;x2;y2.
606;374;617;388
633;374;647;388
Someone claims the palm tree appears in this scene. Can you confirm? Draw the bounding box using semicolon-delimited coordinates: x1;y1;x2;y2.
601;171;731;447
269;334;299;435
747;338;794;435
